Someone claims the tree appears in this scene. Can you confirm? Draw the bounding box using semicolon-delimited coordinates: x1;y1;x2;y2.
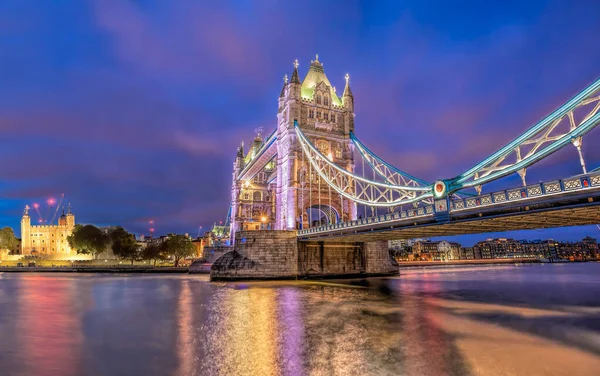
161;235;195;267
0;227;19;252
67;224;109;258
141;243;163;266
111;227;140;265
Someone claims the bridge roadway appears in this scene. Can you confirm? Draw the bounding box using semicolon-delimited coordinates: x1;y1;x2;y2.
297;172;600;242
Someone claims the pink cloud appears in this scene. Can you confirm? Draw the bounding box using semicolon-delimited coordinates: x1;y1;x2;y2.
90;0;274;85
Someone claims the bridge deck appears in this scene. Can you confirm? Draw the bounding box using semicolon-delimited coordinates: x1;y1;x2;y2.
298;190;600;242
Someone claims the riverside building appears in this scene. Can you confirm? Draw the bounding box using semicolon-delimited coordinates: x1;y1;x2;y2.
20;204;75;256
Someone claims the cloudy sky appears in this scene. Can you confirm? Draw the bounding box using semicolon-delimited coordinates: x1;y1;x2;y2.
1;0;599;244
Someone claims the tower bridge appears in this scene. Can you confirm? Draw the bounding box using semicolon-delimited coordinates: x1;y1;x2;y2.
210;55;600;280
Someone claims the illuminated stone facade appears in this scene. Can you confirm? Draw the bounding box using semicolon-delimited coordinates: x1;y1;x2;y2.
275;56;357;230
230;135;277;240
229;56;357;242
20;205;75;256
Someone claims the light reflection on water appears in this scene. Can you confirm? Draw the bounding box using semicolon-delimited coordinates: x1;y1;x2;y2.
0;264;599;376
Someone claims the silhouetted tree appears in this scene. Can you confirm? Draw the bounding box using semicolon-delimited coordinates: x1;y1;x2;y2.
67;224;109;258
141;243;164;266
161;235;195;267
0;227;19;252
111;227;140;265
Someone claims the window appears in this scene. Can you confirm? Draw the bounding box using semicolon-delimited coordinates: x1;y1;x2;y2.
324;96;329;106
308;109;314;118
331;114;336;123
324;112;329;121
317;111;322;119
316;95;322;105
316;140;329;155
335;145;342;158
253;191;262;201
244;193;250;200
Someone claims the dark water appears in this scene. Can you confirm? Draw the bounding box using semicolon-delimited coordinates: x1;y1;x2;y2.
1;264;599;376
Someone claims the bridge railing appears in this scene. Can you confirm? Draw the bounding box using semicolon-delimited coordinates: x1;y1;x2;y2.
298;203;436;235
450;171;600;212
297;171;600;236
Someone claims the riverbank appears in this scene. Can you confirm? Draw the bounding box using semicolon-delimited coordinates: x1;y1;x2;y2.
0;266;190;273
396;258;542;268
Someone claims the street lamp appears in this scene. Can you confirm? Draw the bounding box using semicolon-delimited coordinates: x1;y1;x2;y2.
261;216;267;230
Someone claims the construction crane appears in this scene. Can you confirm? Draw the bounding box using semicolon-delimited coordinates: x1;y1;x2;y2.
32;203;43;223
49;194;65;225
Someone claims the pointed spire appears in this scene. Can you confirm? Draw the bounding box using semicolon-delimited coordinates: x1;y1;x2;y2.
279;74;288;98
237;141;244;158
343;73;353;97
290;59;300;84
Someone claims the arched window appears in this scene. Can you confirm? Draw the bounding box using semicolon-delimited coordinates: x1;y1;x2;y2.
316;140;329;155
324;96;329;106
253;191;262;201
316;95;322;105
335;144;342;158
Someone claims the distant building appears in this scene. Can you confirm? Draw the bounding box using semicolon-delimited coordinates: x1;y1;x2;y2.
474;238;527;259
413;240;461;261
21;205;75;256
460;247;475;260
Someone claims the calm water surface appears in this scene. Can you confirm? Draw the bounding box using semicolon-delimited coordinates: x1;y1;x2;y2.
1;263;599;376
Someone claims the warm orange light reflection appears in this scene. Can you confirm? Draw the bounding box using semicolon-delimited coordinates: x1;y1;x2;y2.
15;275;82;376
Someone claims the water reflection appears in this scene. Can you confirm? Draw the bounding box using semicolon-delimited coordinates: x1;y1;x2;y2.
14;275;83;376
205;286;280;375
0;264;599;376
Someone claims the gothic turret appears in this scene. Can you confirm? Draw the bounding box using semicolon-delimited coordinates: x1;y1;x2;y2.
279;75;288;98
299;55;343;107
21;205;31;254
234;141;245;174
342;73;354;111
65;204;75;228
287;59;301;100
58;209;67;226
290;59;300;84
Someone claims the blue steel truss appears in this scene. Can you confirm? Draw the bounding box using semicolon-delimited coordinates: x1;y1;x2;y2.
350;132;430;186
448;78;600;193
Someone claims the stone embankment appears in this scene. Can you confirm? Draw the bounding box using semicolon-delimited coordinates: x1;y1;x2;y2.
0;266;189;273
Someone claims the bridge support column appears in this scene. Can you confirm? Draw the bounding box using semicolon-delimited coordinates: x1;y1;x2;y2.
210;232;398;281
210;230;298;281
364;241;399;276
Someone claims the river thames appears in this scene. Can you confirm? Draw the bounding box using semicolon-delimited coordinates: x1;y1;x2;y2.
0;263;599;376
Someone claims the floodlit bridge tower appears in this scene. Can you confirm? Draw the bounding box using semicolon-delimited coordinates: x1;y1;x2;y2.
276;55;357;230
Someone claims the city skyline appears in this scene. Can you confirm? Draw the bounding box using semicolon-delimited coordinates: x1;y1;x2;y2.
2;1;600;243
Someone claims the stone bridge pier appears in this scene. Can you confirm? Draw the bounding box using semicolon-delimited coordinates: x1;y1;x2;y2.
210;230;398;281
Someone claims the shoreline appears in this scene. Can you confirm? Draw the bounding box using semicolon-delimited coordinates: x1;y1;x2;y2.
0;266;191;273
396;258;542;268
1;259;595;275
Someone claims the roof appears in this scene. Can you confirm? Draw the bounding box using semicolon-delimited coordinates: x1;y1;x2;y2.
300;56;343;106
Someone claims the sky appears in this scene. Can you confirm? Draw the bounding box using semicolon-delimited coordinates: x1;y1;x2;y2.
0;0;599;245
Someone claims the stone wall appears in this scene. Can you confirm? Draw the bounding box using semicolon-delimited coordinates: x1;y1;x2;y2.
210;231;398;281
364;241;399;275
298;242;365;277
210;230;298;280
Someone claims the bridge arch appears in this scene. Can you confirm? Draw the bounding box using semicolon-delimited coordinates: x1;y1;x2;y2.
306;204;339;227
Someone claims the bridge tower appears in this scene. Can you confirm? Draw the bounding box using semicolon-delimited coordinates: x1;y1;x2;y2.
276;55;357;230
